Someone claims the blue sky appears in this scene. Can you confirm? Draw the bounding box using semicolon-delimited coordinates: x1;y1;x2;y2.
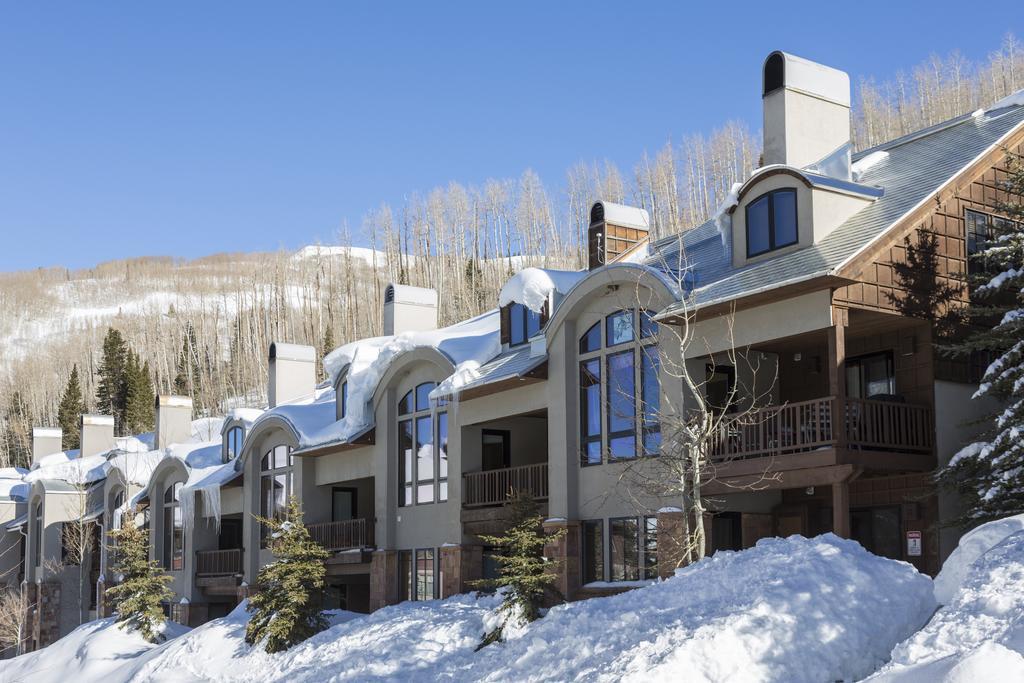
1;1;1021;271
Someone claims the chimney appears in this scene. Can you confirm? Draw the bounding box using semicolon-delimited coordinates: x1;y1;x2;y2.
268;342;317;408
80;414;116;457
382;284;438;336
155;395;193;450
587;201;650;270
31;427;62;466
762;51;851;175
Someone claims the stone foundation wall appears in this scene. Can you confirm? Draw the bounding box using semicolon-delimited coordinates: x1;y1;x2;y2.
542;520;580;601
368;550;398;611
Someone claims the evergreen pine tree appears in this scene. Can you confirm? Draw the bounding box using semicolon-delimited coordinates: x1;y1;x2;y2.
886;229;964;340
57;365;86;450
123;352;155;436
245;497;329;653
471;491;565;648
320;324;335;379
106;516;174;643
96;327;129;430
937;152;1024;524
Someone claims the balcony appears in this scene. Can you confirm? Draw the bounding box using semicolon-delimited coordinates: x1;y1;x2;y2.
710;396;934;462
195;548;242;577
307;518;369;552
463;462;549;508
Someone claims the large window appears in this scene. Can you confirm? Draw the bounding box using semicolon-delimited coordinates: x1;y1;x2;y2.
746;189;798;258
162;482;184;571
32;501;42;569
610;518;640;581
583;516;659;584
578;309;660;465
260;444;293;546
966;208;1020;272
398;382;448;506
845;352;895;400
507;302;542;347
398;548;439;601
224;425;244;463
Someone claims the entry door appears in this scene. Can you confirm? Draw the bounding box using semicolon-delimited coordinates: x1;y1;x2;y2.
332;487;358;522
481;430;511;471
851;506;902;560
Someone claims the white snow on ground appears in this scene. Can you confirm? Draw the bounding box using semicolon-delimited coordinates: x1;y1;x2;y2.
498;267;587;312
0;618;189;683
932;513;1024;604
864;516;1024;682
0;534;933;683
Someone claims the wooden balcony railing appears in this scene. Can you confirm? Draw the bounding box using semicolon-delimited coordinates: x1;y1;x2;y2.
463;462;549;508
195;548;242;577
846;398;934;453
307;518;368;551
710;396;935;461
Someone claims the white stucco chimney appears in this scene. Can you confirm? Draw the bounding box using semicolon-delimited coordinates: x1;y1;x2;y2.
80;414;116;457
268;342;317;408
31;427;62;466
382;284;438;336
155;395;193;450
762;51;851;177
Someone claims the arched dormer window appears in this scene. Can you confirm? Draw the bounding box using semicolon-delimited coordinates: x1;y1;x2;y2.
501;302;547;347
745;188;798;258
111;488;126;530
339;380;348;419
579;309;660;465
398;382;448;506
162;482;184;571
224;425;244;463
260;445;293;547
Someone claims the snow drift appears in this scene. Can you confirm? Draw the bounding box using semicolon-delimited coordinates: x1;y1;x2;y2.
0;618;188;683
1;534;933;683
865;514;1024;681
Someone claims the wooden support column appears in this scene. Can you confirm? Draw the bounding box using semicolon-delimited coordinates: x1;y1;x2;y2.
827;306;848;448
832;479;851;538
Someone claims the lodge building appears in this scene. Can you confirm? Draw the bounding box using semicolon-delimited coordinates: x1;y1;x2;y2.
6;50;1024;650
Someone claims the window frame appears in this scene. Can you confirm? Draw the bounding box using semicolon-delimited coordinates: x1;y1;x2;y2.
845;351;896;400
507;302;542;347
745;188;799;258
32;500;43;569
162;481;184;571
259;444;293;547
609;516;641;582
397;382;448;507
578;308;661;466
224;425;244;463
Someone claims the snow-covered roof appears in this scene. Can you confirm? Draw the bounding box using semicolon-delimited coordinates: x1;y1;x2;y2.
655;97;1024;317
282;310;501;454
498;268;588;313
594;201;650;230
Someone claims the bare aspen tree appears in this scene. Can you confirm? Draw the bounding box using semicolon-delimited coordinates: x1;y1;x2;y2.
611;244;780;566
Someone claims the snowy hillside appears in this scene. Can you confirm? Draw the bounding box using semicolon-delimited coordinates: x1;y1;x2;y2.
0;534;934;683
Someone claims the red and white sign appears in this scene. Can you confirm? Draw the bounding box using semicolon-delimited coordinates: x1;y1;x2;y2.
907;531;922;557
